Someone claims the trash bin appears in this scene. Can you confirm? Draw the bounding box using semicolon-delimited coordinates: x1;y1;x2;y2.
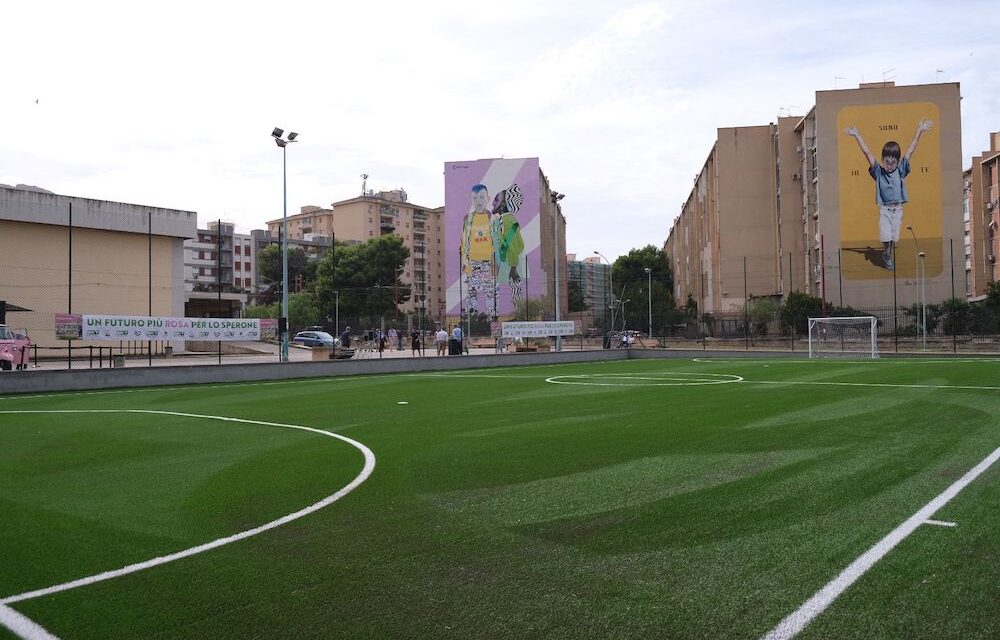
112;355;126;368
164;346;173;358
449;338;462;355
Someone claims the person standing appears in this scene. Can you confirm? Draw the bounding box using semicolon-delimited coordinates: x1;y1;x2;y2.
435;326;448;356
339;326;351;348
387;327;398;351
411;329;421;356
451;324;464;355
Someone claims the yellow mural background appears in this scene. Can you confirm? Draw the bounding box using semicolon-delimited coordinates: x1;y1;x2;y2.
838;102;941;280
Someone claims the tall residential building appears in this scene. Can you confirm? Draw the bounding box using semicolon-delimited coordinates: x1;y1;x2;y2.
567;254;611;323
666;82;964;316
183;221;248;317
267;189;445;321
964;132;1000;299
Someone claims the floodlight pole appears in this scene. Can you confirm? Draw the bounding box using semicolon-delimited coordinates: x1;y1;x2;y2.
551;192;565;351
272;127;298;362
281;143;289;362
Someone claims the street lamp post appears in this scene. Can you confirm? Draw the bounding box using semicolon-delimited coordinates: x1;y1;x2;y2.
551;192;565;352
271;127;298;362
918;251;926;350
906;225;926;350
333;290;340;337
644;266;652;340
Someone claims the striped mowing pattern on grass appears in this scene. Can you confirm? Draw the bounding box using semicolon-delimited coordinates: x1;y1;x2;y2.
1;358;997;639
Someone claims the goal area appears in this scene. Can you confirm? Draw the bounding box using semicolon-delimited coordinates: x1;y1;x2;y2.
808;316;879;359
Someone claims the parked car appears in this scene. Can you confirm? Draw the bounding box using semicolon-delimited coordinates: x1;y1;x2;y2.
291;331;339;348
0;324;31;371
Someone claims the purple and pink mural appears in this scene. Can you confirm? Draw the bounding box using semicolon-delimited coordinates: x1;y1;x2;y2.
444;158;543;318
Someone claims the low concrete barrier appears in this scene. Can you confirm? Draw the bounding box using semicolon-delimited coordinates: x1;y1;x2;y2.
0;349;631;396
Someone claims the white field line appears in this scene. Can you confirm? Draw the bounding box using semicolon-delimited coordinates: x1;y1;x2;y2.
0;604;61;640
760;446;1000;640
923;519;957;527
0;410;376;606
747;379;1000;392
691;357;1000;364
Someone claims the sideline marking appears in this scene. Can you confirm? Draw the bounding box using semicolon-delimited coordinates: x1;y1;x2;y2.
747;379;1000;392
0;604;60;640
0;410;376;607
545;372;743;387
760;446;1000;640
923;519;957;528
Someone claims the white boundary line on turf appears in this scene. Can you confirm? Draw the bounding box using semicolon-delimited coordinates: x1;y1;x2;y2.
691;357;1000;364
0;410;376;608
0;604;60;640
760;446;1000;640
545;373;743;387
747;380;1000;392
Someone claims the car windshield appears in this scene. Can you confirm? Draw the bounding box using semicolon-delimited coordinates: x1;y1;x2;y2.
313;332;334;341
0;326;13;340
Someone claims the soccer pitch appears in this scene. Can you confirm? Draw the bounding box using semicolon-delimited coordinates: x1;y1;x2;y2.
1;358;998;639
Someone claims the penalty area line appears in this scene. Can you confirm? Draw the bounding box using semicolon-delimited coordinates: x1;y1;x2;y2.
0;603;61;640
746;379;1000;392
760;446;1000;640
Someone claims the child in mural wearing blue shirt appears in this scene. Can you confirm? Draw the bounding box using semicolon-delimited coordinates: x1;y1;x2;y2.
844;118;933;271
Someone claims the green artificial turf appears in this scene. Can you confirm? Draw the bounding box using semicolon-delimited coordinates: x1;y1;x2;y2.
1;357;998;639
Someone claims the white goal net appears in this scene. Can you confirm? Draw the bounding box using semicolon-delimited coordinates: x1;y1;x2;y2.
808;316;879;359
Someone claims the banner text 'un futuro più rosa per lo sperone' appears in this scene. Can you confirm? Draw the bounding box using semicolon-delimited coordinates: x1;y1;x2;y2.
55;315;277;341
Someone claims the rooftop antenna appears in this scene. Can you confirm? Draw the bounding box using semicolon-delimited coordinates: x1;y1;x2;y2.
936;68;945;82
834;76;846;89
361;174;369;196
882;67;896;83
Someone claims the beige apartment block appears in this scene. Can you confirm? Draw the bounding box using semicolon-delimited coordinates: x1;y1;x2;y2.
266;189;445;321
0;187;196;347
964;132;1000;299
667;82;964;317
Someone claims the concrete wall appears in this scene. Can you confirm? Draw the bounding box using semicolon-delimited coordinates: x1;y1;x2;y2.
0;349;631;396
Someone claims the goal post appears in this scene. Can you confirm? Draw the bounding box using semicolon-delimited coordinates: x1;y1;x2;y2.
808;316;879;359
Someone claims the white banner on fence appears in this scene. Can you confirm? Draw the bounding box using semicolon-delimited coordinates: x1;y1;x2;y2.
501;321;577;338
81;315;265;341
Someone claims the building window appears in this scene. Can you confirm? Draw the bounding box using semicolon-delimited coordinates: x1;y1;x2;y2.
198;251;205;260
244;261;250;271
236;262;242;271
244;278;252;287
235;246;241;255
198;267;206;276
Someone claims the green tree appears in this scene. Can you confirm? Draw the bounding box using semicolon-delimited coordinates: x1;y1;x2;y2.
256;245;318;303
315;235;411;321
780;291;824;335
567;280;586;313
940;298;972;335
748;298;780;336
288;291;320;332
243;304;278;319
611;245;674;333
514;296;550;321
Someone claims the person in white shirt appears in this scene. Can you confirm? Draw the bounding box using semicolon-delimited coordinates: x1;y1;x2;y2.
435;327;449;356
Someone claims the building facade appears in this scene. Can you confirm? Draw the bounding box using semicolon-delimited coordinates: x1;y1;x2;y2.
0;186;195;346
964;132;1000;299
266;189;445;322
666;82;964;318
567;254;611;324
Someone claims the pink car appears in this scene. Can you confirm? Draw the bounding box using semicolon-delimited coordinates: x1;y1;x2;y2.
0;325;30;371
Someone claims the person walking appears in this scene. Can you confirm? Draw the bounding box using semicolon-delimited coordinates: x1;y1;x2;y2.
451;324;464;355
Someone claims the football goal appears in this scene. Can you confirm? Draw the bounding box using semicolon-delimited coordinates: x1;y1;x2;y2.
808;316;879;359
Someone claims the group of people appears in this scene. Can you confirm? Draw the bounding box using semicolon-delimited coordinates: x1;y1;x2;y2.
336;324;466;357
433;324;464;356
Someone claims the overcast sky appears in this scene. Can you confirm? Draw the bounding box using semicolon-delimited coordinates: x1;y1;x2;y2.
2;1;997;260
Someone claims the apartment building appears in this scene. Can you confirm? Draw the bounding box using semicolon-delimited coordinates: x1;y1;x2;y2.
183;221;249;317
666;82;964;315
964;132;1000;299
266;189;445;321
567;254;611;321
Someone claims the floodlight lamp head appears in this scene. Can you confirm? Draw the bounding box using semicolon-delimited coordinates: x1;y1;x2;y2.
287;132;298;141
272;127;284;138
275;138;287;148
918;251;926;258
644;267;651;273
